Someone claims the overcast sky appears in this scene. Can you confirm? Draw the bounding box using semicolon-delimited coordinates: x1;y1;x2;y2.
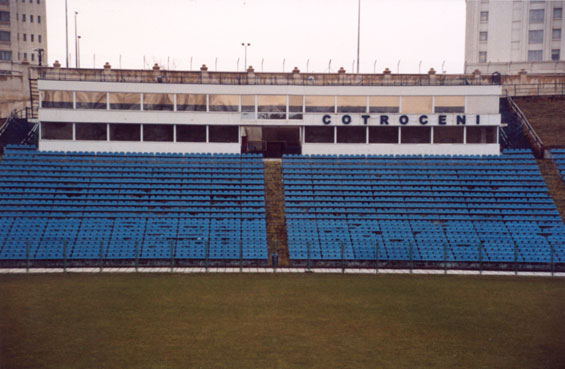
46;0;466;74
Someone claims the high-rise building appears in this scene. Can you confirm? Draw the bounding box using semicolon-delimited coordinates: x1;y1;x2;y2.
0;0;48;67
465;0;565;74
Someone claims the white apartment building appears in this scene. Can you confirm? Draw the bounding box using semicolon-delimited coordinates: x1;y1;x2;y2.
465;0;565;74
0;0;47;67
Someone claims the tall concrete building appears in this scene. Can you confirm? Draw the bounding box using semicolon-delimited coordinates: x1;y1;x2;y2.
0;0;48;67
465;0;565;74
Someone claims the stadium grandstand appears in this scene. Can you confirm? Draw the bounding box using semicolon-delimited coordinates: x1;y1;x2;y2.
1;65;565;273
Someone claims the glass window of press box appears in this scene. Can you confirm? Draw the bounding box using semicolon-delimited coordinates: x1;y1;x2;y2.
257;95;286;119
110;124;141;141
76;123;107;141
41;91;73;109
177;125;206;142
466;126;497;144
41;122;73;140
143;93;174;111
143;124;174;142
208;125;239;143
76;92;106;110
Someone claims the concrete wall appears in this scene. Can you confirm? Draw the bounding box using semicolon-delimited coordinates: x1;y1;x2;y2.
39;140;241;154
302;144;501;156
0;61;30;118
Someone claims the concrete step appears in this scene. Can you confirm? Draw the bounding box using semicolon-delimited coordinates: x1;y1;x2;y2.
263;160;289;267
537;159;565;223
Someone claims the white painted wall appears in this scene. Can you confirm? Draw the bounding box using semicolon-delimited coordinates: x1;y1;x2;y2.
302;144;501;156
39;140;240;154
38;109;501;127
38;80;503;97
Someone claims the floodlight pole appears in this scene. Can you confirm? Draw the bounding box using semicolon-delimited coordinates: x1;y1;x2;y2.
241;42;250;71
356;0;361;73
65;0;69;68
77;36;81;68
74;11;78;68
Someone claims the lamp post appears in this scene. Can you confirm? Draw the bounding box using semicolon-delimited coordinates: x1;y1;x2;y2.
74;11;78;68
356;0;361;73
419;60;422;74
65;0;69;67
328;59;332;73
215;57;218;71
283;58;285;72
261;58;264;72
373;59;377;73
77;36;81;68
307;59;310;73
241;42;250;71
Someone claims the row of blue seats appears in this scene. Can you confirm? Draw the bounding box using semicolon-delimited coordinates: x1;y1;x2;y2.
0;148;269;261
283;154;565;263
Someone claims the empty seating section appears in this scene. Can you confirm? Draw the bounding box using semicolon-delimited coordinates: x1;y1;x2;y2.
551;149;565;183
0;146;267;261
283;149;565;264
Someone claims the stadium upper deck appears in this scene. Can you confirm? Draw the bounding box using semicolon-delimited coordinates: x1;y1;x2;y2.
36;65;502;157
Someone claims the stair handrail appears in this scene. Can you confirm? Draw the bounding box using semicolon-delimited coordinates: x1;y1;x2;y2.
0;109;17;137
505;94;544;153
21;122;39;145
499;128;511;149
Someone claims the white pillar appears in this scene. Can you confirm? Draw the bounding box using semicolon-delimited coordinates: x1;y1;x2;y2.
334;126;337;144
463;126;467;144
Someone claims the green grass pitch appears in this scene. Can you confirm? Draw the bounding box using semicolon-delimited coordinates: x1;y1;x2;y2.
1;274;564;369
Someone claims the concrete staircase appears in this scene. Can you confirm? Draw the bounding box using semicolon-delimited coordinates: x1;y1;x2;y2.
263;159;289;266
537;159;565;224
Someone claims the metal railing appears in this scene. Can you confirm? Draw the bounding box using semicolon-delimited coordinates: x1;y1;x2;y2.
0;109;16;137
36;67;501;87
503;83;565;97
1;239;561;276
505;95;544;155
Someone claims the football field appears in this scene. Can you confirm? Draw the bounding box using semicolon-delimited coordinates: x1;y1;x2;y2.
1;273;564;369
